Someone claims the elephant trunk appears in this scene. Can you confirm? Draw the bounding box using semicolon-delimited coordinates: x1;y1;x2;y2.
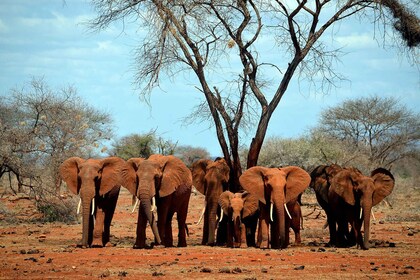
207;199;219;245
233;215;242;247
80;192;95;248
273;197;286;249
362;201;372;250
140;197;161;245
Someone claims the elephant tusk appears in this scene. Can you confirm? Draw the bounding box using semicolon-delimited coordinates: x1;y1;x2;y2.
91;198;95;215
151;196;156;213
76;197;81;215
219;207;224;223
270;203;274;222
196;205;206;226
360;207;363;220
371;209;376;221
284;203;292;220
132;198;140;213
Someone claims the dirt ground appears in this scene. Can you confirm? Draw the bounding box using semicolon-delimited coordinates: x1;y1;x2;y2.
0;187;418;280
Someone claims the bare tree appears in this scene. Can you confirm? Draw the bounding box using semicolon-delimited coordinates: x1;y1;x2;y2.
318;95;420;169
88;0;419;190
0;77;113;195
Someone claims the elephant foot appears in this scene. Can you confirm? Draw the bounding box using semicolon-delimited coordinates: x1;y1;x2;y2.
133;243;152;249
91;243;103;248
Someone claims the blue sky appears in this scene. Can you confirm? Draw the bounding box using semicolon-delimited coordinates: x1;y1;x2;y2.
0;1;419;156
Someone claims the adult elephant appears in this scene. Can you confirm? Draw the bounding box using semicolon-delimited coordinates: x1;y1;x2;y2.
126;154;192;249
59;157;132;248
191;157;230;246
309;164;344;246
218;191;259;248
239;166;310;249
329;167;394;250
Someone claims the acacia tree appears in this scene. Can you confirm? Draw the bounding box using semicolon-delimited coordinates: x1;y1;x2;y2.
0;78;113;195
89;0;419;190
318;95;420;169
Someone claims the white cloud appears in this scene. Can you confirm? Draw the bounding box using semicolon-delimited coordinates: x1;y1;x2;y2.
336;33;377;49
0;19;8;33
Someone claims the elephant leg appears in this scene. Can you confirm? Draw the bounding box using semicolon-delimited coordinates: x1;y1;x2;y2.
226;220;234;248
216;218;227;246
157;205;169;246
352;216;363;249
336;218;349;248
164;211;174;247
103;188;120;247
133;208;148;249
258;207;270;248
244;216;257;247
176;190;190;247
325;210;337;247
92;207;105;247
240;223;248;248
284;213;291;247
202;210;209;245
290;203;301;245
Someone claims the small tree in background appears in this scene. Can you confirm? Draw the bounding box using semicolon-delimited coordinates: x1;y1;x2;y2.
317;95;420;170
0;78;113;222
175;145;211;167
110;131;179;159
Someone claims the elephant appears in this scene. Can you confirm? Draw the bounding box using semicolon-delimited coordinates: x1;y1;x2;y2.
59;157;132;248
218;191;260;248
125;154;192;249
239;166;310;249
309;164;345;246
329;167;395;250
191;157;230;246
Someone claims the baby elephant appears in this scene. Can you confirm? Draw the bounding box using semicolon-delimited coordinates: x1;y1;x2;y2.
218;191;259;248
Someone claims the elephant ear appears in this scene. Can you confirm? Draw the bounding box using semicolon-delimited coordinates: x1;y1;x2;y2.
98;157;126;196
219;191;234;216
330;169;359;205
242;192;259;219
127;158;145;171
191;159;212;195
122;158;143;196
213;158;230;184
151;155;192;198
371;168;395;206
239;166;268;204
281;166;311;203
59;157;85;195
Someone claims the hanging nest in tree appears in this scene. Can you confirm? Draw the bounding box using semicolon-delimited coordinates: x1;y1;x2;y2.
381;0;420;48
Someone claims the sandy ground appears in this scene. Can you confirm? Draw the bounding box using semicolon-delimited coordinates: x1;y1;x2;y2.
0;187;418;279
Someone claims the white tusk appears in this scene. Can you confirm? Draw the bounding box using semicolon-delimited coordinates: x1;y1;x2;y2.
196;205;206;226
284;203;292;220
132;198;139;213
270;203;274;222
219;207;224;223
76;198;81;215
360;207;363;220
151;196;156;212
371;209;376;221
91;198;95;215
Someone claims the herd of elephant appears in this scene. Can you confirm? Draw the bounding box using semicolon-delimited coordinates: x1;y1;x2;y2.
59;155;395;251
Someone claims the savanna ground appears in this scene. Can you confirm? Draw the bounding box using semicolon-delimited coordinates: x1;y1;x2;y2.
0;181;419;280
